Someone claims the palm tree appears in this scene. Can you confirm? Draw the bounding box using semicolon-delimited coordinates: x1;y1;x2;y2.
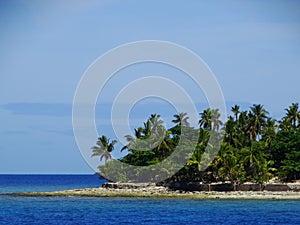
151;127;172;159
248;104;269;141
199;108;212;130
279;117;293;131
121;114;166;152
216;144;240;182
121;134;137;152
142;120;151;137
237;111;248;132
261;118;277;148
240;142;272;182
233;110;250;147
223;116;240;148
211;109;223;131
187;146;204;172
231;105;240;121
149;114;164;134
134;127;144;138
91;135;117;162
199;108;223;131
172;112;190;126
198;128;210;145
284;103;299;129
240;145;261;181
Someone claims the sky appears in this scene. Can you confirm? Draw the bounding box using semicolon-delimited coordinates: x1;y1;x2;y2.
0;0;300;174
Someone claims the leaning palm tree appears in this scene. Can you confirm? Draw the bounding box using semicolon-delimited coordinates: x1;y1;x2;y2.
91;135;117;162
172;112;190;126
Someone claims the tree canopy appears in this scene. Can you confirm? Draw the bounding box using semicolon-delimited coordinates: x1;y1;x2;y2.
93;103;300;183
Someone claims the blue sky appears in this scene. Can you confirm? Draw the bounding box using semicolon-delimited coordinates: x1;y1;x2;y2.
0;0;300;174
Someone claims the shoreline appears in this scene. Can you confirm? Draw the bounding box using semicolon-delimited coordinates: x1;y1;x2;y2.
3;185;300;200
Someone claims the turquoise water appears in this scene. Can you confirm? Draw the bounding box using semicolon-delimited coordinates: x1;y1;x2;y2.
0;175;299;224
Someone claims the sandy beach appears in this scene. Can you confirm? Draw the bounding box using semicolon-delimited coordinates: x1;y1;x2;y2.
5;185;300;200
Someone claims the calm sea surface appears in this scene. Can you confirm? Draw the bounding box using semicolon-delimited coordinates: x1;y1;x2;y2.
0;175;299;225
0;174;103;193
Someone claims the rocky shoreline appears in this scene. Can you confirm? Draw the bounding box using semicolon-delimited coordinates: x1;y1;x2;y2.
3;182;300;199
103;182;300;192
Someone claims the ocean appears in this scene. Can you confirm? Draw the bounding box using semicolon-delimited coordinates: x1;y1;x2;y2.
0;174;104;194
0;175;299;225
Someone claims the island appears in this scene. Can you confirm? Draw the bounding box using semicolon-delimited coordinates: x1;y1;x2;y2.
5;103;300;199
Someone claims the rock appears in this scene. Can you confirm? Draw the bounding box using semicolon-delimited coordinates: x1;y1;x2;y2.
287;183;300;191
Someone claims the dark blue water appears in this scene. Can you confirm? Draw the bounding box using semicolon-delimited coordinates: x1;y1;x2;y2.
0;175;299;225
0;174;104;193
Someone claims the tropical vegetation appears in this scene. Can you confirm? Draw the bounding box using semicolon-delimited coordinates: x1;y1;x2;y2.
92;103;300;183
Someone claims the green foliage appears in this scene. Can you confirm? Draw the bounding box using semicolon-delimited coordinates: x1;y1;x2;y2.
98;160;129;182
273;130;300;181
93;103;300;183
